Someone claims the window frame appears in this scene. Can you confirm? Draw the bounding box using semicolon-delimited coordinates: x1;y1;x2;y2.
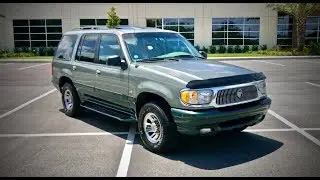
75;33;100;64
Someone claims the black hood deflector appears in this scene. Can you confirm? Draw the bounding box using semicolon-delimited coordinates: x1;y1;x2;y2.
186;72;266;89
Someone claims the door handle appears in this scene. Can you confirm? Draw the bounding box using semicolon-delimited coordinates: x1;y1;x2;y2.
72;66;76;70
96;69;101;75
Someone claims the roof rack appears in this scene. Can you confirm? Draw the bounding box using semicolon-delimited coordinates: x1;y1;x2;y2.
71;25;145;31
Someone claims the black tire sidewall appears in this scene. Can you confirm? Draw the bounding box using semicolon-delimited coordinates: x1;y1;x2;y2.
138;102;177;153
61;83;81;117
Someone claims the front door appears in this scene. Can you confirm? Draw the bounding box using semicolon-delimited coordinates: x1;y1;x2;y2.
93;33;131;112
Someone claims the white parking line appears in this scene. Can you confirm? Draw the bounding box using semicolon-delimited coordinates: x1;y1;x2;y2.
0;89;57;119
268;110;320;147
302;128;320;131
253;60;285;66
0;132;129;137
18;63;50;70
306;82;320;87
116;123;136;177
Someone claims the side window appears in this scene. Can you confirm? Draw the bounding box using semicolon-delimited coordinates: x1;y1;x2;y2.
77;34;99;63
97;34;123;65
54;35;78;60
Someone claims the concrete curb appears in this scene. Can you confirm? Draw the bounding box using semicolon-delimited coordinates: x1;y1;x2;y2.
0;60;51;63
207;56;320;60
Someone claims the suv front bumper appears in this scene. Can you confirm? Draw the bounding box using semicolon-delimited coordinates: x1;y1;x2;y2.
171;97;271;135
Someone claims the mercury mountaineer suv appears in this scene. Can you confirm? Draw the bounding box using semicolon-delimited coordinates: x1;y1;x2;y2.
51;25;272;153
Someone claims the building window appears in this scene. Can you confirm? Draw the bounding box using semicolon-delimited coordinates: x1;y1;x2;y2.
146;18;195;45
80;19;129;26
305;16;320;45
13;19;62;48
277;14;293;46
212;17;260;46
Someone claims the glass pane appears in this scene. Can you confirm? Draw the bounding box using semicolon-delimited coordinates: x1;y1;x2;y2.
212;39;227;45
98;34;123;65
244;25;260;31
245;18;260;24
14;34;30;40
13;20;29;26
30;19;45;26
47;41;60;47
163;18;178;25
179;18;194;25
212;24;227;31
146;19;156;27
228;18;244;24
163;26;178;31
31;41;46;47
30;27;45;33
46;19;62;26
228;39;243;45
278;16;293;24
306;24;318;31
244;38;259;45
14;41;30;47
277;38;292;45
244;32;259;38
120;19;129;25
212;18;227;24
212;32;227;38
305;31;318;38
179;25;194;32
277;24;292;31
188;39;194;45
96;19;107;25
180;33;194;39
47;27;62;33
14;27;29;33
47;34;62;40
228;32;243;38
31;34;46;40
55;35;78;60
80;19;96;26
306;17;318;24
277;31;292;38
79;35;99;63
228;24;243;31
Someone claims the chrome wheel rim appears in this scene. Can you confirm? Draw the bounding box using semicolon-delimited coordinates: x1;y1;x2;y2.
143;112;163;144
63;89;73;110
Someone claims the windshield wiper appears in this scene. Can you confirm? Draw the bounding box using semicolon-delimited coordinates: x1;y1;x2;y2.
171;54;206;59
138;57;180;62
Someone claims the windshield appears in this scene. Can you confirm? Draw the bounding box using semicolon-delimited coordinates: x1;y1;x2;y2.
122;32;202;61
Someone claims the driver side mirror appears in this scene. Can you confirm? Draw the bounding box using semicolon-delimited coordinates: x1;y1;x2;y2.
107;55;128;70
199;51;207;59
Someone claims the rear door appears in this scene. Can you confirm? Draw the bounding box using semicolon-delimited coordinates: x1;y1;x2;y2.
72;34;100;99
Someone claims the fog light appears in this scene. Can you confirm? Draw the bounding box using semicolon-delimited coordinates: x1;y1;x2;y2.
200;128;211;134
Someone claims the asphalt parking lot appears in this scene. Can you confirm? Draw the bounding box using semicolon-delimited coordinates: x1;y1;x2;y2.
0;58;320;177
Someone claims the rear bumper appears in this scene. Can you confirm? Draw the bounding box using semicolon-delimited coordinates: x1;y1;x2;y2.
171;97;271;135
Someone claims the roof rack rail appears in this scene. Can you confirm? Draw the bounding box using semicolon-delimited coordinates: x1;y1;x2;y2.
71;26;109;31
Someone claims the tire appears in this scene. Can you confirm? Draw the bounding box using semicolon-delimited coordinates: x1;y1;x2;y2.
232;126;247;132
61;82;82;117
138;101;179;154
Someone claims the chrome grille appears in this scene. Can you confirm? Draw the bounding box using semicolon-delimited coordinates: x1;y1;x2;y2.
216;85;258;105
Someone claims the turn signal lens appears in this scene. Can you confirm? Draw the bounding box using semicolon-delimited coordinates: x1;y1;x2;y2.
180;89;213;105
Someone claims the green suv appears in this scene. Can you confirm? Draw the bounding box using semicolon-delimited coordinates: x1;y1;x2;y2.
51;26;271;153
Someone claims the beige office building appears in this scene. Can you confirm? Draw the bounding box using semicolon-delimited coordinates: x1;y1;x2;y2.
0;3;319;50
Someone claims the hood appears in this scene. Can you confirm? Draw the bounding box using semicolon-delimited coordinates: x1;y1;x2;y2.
138;60;256;82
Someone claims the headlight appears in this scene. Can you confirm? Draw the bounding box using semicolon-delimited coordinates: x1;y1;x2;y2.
180;89;213;105
257;80;267;96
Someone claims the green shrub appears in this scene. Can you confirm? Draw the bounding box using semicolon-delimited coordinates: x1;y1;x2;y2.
21;47;31;53
251;45;259;51
227;46;234;53
200;46;208;53
308;42;320;55
218;45;226;53
47;47;55;56
234;45;242;53
209;45;216;54
14;47;22;53
31;47;38;56
260;44;267;51
38;47;47;56
194;45;200;51
243;45;250;53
